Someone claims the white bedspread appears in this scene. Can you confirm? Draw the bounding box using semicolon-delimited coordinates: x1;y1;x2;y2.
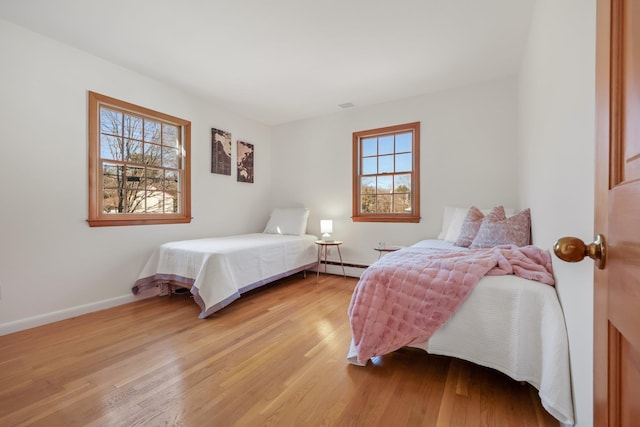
134;233;318;318
347;239;574;425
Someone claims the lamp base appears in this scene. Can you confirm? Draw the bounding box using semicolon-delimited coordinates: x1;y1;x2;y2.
322;233;334;242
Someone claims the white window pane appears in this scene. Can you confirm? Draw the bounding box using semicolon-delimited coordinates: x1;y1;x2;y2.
394;174;411;192
362;157;377;175
396;153;412;172
361;176;376;192
144;143;162;167
361;194;376;213
124;115;143;140
162;124;178;147
144;189;164;213
379;155;394;173
166;170;179;190
126;166;144;189
102;188;119;213
124;139;142;162
146;167;163;190
100;135;122;160
100;108;122;136
362;138;377;156
377;175;392;192
379;135;394;155
393;194;411;213
162;147;179;169
396;132;412;152
102;163;122;189
144;120;161;143
376;195;392;213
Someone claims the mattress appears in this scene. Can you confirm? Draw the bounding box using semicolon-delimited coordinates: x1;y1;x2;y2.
347;239;574;425
133;233;318;318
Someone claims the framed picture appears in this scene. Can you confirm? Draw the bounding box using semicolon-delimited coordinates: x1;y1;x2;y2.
237;140;254;183
211;128;232;175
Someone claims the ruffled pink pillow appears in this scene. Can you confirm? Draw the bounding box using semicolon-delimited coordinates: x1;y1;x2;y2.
470;208;531;249
454;206;506;247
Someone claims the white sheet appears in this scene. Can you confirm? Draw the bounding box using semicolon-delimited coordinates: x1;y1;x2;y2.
134;233;318;318
347;239;574;425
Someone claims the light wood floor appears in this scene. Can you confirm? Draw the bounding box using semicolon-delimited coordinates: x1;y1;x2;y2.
0;274;558;427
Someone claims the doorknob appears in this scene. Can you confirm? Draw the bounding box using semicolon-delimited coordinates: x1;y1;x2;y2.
553;234;606;269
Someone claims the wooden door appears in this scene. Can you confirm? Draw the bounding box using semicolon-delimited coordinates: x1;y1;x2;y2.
595;0;640;425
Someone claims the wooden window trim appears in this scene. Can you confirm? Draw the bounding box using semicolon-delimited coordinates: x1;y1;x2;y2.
352;122;421;223
87;91;192;227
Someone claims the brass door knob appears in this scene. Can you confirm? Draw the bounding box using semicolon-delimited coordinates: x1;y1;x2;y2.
553;234;606;269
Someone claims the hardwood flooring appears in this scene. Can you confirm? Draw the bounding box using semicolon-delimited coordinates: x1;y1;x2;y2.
0;274;558;426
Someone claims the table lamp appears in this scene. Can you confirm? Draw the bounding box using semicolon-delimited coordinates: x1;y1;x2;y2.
320;219;333;242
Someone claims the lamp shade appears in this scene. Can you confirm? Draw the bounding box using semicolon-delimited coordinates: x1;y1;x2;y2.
320;219;333;241
320;220;333;234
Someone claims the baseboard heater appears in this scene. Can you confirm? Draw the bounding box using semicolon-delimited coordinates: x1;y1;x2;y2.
320;260;369;269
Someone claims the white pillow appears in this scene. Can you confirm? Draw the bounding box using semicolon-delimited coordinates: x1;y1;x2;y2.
441;206;515;242
443;207;472;242
437;206;457;240
263;208;310;236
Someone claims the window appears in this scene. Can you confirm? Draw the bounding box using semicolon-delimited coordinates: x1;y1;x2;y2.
352;122;420;223
88;91;191;227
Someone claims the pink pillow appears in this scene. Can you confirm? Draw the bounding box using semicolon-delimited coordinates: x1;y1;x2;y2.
454;206;506;247
470;208;531;249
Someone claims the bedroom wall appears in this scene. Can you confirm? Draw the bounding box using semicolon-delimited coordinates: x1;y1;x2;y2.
0;19;273;334
270;77;520;271
517;0;596;426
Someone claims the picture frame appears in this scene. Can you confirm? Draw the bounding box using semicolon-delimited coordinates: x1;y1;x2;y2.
237;140;254;183
211;128;232;175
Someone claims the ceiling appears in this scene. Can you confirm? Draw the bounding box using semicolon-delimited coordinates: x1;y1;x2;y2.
0;0;536;125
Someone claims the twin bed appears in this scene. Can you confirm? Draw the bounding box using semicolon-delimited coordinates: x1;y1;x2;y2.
132;206;574;425
132;208;317;318
132;232;317;318
347;238;574;425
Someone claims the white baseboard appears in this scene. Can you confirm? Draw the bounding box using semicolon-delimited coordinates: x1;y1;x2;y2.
0;294;136;336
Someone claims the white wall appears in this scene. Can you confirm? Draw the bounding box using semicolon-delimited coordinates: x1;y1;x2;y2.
518;1;596;426
271;78;520;270
0;19;273;333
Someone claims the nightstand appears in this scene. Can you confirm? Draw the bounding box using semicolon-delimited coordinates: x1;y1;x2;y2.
315;240;346;281
374;245;404;259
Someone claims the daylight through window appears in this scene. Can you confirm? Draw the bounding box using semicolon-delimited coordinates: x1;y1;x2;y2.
88;91;191;226
352;122;420;223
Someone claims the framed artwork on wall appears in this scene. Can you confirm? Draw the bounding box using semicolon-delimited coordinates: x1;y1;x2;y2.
211;128;232;175
237;140;254;183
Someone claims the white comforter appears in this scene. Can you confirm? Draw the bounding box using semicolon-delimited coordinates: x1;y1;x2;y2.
134;233;318;318
347;239;574;425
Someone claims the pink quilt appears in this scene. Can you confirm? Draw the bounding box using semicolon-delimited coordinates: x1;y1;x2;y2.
348;245;555;364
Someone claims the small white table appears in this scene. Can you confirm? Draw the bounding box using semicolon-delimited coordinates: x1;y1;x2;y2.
315;240;346;281
374;245;404;259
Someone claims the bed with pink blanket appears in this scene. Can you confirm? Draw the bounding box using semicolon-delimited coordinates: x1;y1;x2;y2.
347;239;574;425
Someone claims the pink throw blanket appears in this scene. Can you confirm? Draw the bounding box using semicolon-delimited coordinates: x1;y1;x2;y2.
348;245;555;364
